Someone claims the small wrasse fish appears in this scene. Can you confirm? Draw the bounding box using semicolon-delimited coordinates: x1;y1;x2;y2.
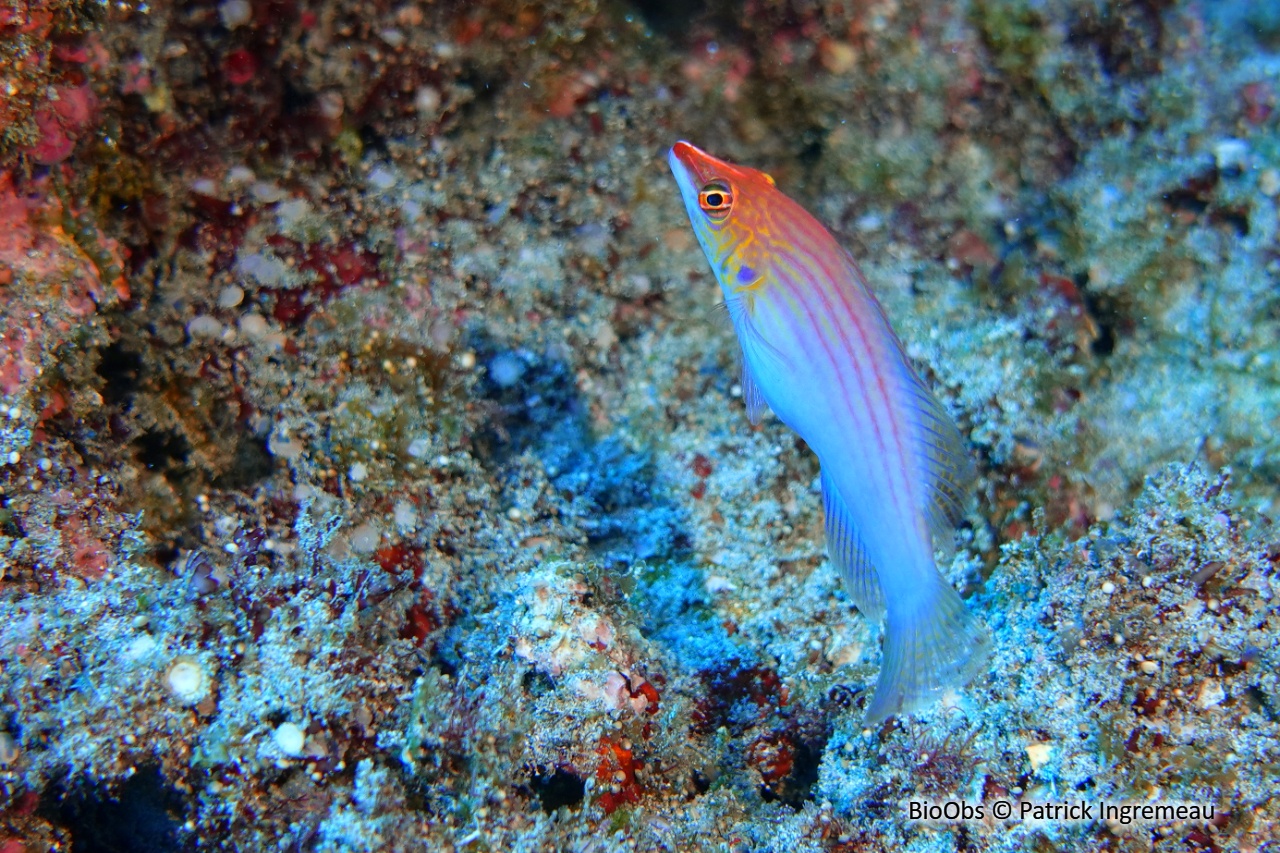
668;141;990;723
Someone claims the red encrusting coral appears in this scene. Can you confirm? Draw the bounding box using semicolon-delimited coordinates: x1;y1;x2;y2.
594;738;642;815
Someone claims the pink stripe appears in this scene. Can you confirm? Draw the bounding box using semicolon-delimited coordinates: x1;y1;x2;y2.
746;196;917;531
771;222;911;514
772;219;927;549
769;253;913;534
782;210;919;505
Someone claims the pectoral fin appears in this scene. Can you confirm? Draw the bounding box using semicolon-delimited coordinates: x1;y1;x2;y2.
739;356;769;425
722;293;780;425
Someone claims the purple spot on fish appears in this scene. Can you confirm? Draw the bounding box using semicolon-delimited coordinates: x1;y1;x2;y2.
737;265;756;283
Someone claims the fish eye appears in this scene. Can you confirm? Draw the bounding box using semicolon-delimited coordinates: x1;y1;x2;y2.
698;183;733;221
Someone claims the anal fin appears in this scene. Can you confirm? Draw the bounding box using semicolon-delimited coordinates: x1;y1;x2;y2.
821;469;884;623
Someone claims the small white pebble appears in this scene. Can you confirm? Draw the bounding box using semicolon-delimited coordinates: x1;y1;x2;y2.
239;312;270;340
406;437;430;458
488;353;525;388
37;457;51;471
1213;138;1249;172
268;433;304;460
458;351;476;370
124;633;157;660
415;85;441;116
348;462;368;483
164;658;209;704
1197;679;1225;709
1260;168;1280;197
7;451;19;465
367;165;397;192
1207;598;1220;612
1025;742;1053;770
226;165;255;185
349;522;380;553
187;315;224;339
1140;660;1158;675
250;182;286;203
316;90;344;121
1113;634;1125;645
1142;576;1155;588
1101;581;1116;595
274;722;306;757
393;500;418;531
506;507;523;521
218;285;245;309
275;198;311;229
218;0;252;28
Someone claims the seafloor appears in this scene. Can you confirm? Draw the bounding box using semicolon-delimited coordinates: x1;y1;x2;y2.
1;0;1278;850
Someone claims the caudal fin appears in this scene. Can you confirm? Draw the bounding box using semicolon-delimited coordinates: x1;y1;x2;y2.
863;575;990;724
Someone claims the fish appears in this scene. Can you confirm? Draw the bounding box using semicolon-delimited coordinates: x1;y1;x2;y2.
667;141;990;723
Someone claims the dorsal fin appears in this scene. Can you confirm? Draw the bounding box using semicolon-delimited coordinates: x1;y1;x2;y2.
838;251;973;549
895;360;973;552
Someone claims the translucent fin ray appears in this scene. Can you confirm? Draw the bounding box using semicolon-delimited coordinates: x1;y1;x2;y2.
721;294;781;424
740;358;769;425
895;361;974;552
821;469;885;622
863;573;991;724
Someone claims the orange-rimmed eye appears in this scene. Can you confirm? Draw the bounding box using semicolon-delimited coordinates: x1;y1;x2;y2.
698;183;733;221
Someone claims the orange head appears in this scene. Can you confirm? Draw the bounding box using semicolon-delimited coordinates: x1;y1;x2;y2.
667;141;783;278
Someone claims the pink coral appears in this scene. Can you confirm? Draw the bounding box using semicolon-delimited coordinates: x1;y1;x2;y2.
0;170;127;397
29;84;97;164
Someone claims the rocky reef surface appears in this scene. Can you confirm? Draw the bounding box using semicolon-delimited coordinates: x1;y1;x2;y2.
1;0;1278;850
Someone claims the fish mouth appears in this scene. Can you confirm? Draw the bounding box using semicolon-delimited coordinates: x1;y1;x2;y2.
669;139;701;165
667;141;703;210
668;140;710;184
